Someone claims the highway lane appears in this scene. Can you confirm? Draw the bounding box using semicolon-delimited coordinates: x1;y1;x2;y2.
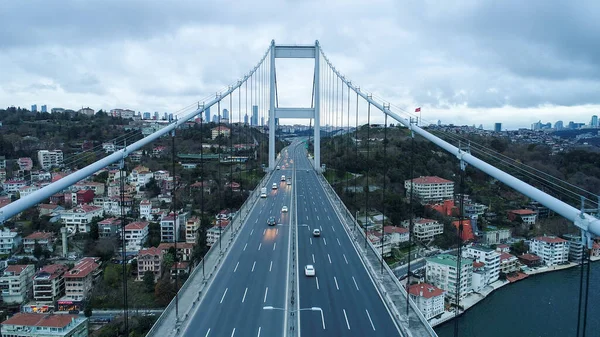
182;153;294;337
293;145;402;336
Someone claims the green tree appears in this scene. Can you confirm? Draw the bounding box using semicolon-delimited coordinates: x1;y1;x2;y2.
33;241;43;260
90;220;99;241
143;271;155;292
104;264;121;288
84;306;92;317
93;171;109;184
163;253;175;271
511;240;528;256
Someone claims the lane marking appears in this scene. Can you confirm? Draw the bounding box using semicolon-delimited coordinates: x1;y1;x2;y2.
242;287;248;303
315;208;318;212
255;219;258;223
258;243;262;251
315;276;320;290
257;327;262;337
320;226;323;230
263;229;266;235
264;287;269;303
366;309;376;331
312;254;315;263
317;215;320;221
250;229;254;235
276;228;279;235
220;288;228;304
205;329;210;337
343;309;351;330
323;238;327;246
343;254;348;264
328;254;332;264
234;262;239;273
337;238;341;246
252;261;256;272
328;216;331;220
331;226;335;232
269;261;273;272
231;328;236;337
306;216;309;220
334;276;339;290
310;238;312;245
352;276;360;291
243;243;248;251
273;242;277;251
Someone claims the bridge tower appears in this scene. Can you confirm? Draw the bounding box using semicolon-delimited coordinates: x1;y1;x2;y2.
269;40;321;172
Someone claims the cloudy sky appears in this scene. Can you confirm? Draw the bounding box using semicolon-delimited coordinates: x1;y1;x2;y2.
1;0;599;130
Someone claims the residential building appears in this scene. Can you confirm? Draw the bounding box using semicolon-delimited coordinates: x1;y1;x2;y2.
19;185;39;198
160;212;188;242
463;246;501;285
499;252;520;274
157;242;195;262
508;209;537;225
137;247;163;281
3;179;27;193
37;150;64;170
484;228;512;245
123;221;149;252
0;264;35;304
404;176;454;204
97;218;122;238
562;234;584;263
425;254;473;304
530;236;570;266
170;262;190;280
383;226;409;245
404;218;444;242
72;181;105;196
452;219;475;242
75;190;95;205
78;107;95;116
211;126;231;139
206;226;222;246
58;257;100;311
1;313;88;337
18;157;34;171
60;205;103;234
408;283;445;320
33;264;67;307
140;200;152;220
518;253;542;267
23;232;55;254
0;228;22;255
186;217;201;244
30;170;52;182
38;204;63;217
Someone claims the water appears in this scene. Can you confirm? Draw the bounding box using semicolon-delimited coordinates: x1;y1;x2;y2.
435;262;600;337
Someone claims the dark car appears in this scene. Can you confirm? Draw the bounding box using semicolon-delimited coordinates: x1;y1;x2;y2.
267;216;276;226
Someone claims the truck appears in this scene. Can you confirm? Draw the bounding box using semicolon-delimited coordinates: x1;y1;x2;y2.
260;187;267;198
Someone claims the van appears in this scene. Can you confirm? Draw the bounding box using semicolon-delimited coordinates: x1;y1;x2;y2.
260;187;267;198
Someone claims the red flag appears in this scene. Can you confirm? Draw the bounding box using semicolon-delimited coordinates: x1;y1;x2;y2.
415;107;421;112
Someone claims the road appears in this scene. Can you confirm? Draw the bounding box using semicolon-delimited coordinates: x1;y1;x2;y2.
292;143;402;336
182;153;293;337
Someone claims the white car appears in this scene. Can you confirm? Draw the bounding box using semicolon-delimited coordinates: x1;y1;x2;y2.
312;228;321;237
282;206;288;213
272;183;278;189
304;265;315;277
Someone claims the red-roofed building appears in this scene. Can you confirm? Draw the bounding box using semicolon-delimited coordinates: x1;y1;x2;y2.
427;199;460;217
123;221;149;252
60;205;104;234
508;209;537;225
496;244;510;253
499;252;520;274
452;219;475;242
1;313;88;336
98;217;122;238
225;181;241;192
170;262;191;280
157;242;195;262
58;257;100;311
403;218;444;242
32;264;68;309
2;179;27;193
0;264;35;304
75;189;95;205
23;232;55;254
408;283;445;319
518;253;542;267
530;236;569;266
137;247;164;281
404;176;454;204
186;217;201;244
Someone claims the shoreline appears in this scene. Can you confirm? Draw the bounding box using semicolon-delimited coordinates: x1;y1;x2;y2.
428;260;584;328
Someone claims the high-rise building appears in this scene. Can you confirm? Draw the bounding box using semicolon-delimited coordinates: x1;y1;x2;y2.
205;107;210;123
494;123;502;132
261;116;265;126
41;105;47;113
591;115;599;128
223;108;229;120
244;113;249;125
252;105;258;126
31;104;37;112
555;120;564;130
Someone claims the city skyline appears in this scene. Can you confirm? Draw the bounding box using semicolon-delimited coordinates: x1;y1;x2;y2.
2;2;600;130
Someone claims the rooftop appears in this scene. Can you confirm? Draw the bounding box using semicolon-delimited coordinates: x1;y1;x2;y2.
509;209;537;215
426;254;473;268
534;236;568;244
407;176;453;184
2;313;82;328
24;232;54;240
408;283;444;299
65;257;99;279
125;221;149;230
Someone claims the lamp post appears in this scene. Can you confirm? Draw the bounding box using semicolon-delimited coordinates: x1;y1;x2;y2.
263;306;325;330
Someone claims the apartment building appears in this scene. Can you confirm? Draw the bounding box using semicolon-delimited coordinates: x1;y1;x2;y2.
37;150;64;170
17;157;33;171
404;176;454;204
186;217;201;244
0;264;35;304
403;218;444;242
160;212;188;242
123;221;149;252
408;283;445;320
157;242;195;262
484;228;512;245
23;232;54;254
3;179;27;194
426;254;473;304
530;236;570;266
97;218;122;238
33;264;67;307
463;246;501;285
508;209;537;225
1;313;88;337
0;228;22;255
19;185;39;198
137;247;163;281
58;257;100;311
140;199;152;220
211;126;231;139
60;205;104;234
499;252;520;274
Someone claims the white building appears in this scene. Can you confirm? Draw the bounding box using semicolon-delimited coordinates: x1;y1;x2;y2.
33;264;67;306
484;228;512;245
23;232;54;254
1;313;88;337
206;226;222;246
123;221;149;252
404;176;454;204
530;236;570;266
426;254;473;304
499;252;520;274
186;217;201;244
140;199;152;220
160;213;187;242
37;150;64;170
2;179;27;194
463;246;501;285
0;228;22;255
404;218;444;242
0;264;35;304
19;185;39;198
508;209;537;225
408;283;445;320
60;205;104;234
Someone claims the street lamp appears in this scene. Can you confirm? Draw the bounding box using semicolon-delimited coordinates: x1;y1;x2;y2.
263;306;325;330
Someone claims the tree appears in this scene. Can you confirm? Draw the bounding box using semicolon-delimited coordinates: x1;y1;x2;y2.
511;240;528;256
143;271;155;292
84;306;92;317
33;241;43;260
104;264;122;288
163;253;175;271
90;220;99;241
154;276;177;306
93;171;109;184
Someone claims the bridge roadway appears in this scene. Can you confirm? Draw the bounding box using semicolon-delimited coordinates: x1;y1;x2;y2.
182;155;292;336
182;140;401;336
291;143;402;336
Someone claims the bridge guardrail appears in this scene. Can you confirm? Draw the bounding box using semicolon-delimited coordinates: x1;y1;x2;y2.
147;170;271;336
316;173;438;337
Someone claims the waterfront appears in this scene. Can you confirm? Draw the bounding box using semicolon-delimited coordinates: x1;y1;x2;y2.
435;262;600;337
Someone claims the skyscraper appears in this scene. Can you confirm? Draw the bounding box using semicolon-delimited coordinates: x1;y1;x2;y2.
555;121;564;130
31;104;37;112
244;113;249;125
252;105;258;126
41;105;47;113
223;109;229;120
494;123;502;132
261;116;265;126
205;107;210;123
591;115;599;128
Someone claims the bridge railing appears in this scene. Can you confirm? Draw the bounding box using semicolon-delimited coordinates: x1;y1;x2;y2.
147;171;271;336
315;172;438;337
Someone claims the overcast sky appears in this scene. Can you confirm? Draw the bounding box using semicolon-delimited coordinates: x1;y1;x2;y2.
1;0;599;130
